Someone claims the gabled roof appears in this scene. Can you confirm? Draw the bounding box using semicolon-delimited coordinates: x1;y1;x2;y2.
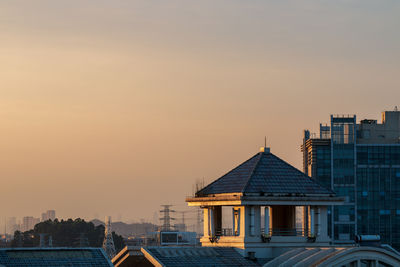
196;149;334;196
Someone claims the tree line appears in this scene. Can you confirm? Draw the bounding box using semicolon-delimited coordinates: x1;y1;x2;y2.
11;218;124;252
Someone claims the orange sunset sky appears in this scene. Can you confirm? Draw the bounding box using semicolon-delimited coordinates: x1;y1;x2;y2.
1;0;400;225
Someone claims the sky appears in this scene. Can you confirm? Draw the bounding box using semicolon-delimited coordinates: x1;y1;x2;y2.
1;0;400;228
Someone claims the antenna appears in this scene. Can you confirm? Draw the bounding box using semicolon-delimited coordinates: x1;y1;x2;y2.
264;136;267;147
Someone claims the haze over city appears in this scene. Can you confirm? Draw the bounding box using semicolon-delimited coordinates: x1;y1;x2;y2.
1;0;400;227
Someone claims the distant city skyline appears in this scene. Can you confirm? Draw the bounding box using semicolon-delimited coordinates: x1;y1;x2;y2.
1;210;56;235
1;1;399;222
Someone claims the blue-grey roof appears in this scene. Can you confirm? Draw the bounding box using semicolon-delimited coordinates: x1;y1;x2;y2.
144;247;260;266
0;247;113;267
197;150;334;196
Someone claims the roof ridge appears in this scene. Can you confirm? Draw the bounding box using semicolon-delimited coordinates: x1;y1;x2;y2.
196;153;260;196
242;152;263;194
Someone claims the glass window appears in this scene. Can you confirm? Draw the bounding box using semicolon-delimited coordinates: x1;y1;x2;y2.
379;210;391;215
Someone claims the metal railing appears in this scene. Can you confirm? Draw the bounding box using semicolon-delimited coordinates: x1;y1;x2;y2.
213;228;308;237
262;228;308;237
215;228;233;236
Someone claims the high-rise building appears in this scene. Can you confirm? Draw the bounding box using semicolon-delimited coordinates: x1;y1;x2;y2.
6;217;17;235
22;216;40;232
302;110;400;249
41;210;56;222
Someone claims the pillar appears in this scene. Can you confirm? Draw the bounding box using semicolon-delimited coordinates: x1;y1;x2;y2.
264;207;270;235
203;208;209;237
310;207;315;236
209;208;214;236
302;206;308;236
232;207;241;236
318;206;328;239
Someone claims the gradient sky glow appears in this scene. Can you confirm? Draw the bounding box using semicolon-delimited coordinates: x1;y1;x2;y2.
1;0;400;225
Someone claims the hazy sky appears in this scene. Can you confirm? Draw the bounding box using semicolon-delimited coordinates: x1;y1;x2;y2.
1;0;400;227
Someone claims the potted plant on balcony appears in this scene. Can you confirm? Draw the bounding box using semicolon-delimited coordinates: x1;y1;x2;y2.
307;234;316;242
261;233;271;243
209;235;220;243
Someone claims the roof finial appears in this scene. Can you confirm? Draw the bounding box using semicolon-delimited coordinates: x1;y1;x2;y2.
260;137;270;153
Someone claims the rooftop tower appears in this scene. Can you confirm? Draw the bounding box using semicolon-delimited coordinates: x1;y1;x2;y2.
186;146;344;259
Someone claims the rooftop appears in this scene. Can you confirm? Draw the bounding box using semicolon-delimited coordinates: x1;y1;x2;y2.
0;247;113;267
142;247;260;267
195;148;334;197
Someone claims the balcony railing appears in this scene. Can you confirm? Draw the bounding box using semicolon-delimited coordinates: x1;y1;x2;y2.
213;228;308;237
263;228;308;237
215;228;233;236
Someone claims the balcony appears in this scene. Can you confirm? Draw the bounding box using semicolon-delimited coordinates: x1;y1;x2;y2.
214;228;309;237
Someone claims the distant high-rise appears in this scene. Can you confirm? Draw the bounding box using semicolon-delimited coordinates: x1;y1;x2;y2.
22;216;40;232
6;217;17;235
302;109;400;249
41;210;56;222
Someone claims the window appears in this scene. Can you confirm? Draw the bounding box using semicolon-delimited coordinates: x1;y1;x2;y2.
379;210;390;215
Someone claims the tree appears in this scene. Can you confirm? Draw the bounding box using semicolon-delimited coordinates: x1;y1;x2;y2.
12;218;125;253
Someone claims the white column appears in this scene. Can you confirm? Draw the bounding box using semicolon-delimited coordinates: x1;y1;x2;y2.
232;207;241;236
203;208;209;237
310;207;315;236
264;206;270;235
209;208;214;236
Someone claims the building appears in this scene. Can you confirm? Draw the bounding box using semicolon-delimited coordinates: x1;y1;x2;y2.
0;247;113;266
302;110;400;249
6;218;17;235
21;216;40;232
186;146;344;260
41;210;56;222
113;146;400;266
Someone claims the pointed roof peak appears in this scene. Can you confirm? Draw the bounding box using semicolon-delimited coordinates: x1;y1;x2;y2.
196;150;334;197
259;146;270;154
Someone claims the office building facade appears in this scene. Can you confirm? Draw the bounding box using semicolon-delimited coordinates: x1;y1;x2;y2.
302;110;400;249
